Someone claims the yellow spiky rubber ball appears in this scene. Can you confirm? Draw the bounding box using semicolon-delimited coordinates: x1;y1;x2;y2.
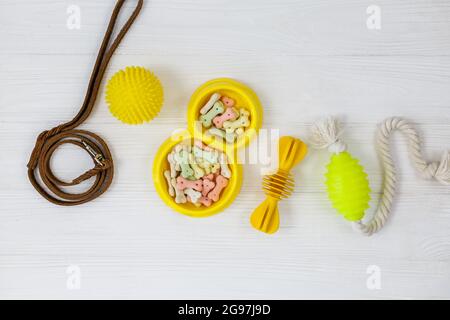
105;66;164;125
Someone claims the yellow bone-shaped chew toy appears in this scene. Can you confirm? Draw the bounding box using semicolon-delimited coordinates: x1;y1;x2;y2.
250;136;308;234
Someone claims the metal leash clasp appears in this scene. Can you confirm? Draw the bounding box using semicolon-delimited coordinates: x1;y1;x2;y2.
82;140;105;166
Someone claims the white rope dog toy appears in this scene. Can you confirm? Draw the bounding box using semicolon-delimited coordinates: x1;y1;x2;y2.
310;116;450;236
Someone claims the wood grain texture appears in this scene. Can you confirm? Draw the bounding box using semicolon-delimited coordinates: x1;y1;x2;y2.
1;0;450;299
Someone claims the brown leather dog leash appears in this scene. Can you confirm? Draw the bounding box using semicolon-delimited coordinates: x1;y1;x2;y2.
27;0;144;206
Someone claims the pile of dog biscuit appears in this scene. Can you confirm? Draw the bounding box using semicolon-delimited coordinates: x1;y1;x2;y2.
164;140;231;207
199;93;251;143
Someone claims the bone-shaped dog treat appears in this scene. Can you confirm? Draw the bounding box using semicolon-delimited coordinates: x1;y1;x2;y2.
219;153;231;179
212;107;238;128
204;173;214;181
200;101;224;128
184;188;202;203
194;139;212;151
235;127;244;137
207;128;236;144
176;176;203;192
200;92;221;115
239;108;250;117
202;178;215;197
199;196;212;207
187;197;201;207
167;152;179;178
188;154;205;179
223;108;250;134
210;163;221;174
180;163;194;178
197;158;212;174
174;149;194;178
192;146;205;160
221;96;235;108
171;178;187;204
182;144;192;153
207;175;228;202
194;140;204;149
192;146;219;164
164;170;175;197
174;144;183;153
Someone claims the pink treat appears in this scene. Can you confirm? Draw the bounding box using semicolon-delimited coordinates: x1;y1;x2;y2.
207;175;228;202
204;173;214;181
176;176;203;192
199;196;212;207
194;139;212;151
221;96;235;108
202;179;215;197
213;107;238;128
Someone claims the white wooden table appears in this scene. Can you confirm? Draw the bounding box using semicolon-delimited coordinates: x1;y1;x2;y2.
1;0;449;299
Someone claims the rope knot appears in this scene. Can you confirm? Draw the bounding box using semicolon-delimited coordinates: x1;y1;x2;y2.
327;140;347;154
430;151;450;185
424;162;439;179
310;117;347;153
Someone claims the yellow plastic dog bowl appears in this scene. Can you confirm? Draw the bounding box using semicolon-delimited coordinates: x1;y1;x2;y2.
153;78;263;217
187;78;263;151
153;132;243;217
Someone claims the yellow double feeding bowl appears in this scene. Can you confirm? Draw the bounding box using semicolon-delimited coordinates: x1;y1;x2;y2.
153;78;263;217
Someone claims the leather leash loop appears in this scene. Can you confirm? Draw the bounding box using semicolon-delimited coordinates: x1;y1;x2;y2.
27;0;144;206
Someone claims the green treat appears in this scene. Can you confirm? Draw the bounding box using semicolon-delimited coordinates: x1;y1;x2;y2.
174;149;194;178
200;101;224;128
